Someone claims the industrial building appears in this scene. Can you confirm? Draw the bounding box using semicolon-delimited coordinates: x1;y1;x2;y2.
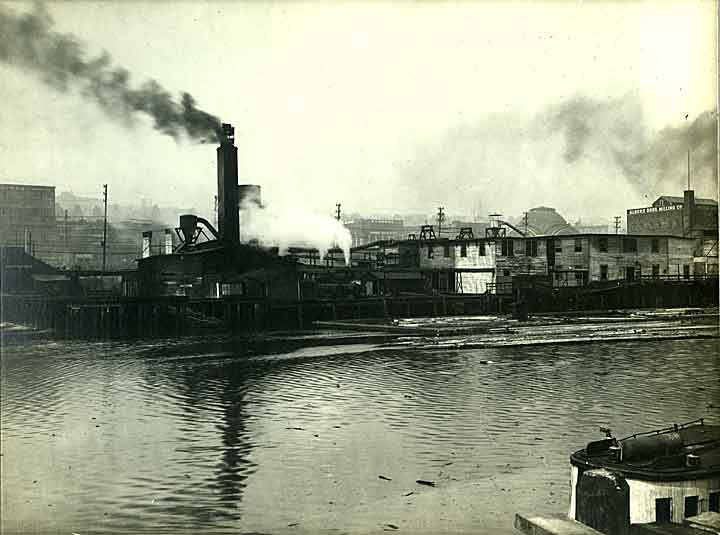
137;124;310;300
333;225;706;297
344;218;405;247
113;123;719;303
0;183;56;262
627;190;718;238
51;216;167;271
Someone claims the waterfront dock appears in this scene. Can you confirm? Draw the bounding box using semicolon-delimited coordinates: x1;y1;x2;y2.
2;287;717;342
515;514;605;535
515;513;720;535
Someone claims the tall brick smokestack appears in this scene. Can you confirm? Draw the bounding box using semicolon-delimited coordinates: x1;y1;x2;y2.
217;123;239;243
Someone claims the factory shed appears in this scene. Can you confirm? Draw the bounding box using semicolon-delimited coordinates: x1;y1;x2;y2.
138;241;301;299
0;246;75;294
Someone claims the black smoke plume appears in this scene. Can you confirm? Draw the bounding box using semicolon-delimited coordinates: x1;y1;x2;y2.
0;3;222;143
542;94;718;194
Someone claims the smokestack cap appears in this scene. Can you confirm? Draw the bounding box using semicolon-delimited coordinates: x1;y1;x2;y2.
221;123;235;144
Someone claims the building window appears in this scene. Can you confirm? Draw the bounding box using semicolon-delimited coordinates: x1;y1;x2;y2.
427;247;434;259
574;238;582;252
651;238;659;253
600;265;608;280
460;243;467;257
684;496;699;518
501;239;514;257
574;265;584;281
555;241;562;253
478;240;485;256
710;491;720;512
623;238;638;253
525;240;538;257
503;269;510;277
443;244;450;258
683;264;690;279
652;264;660;278
656;498;672;522
626;266;636;281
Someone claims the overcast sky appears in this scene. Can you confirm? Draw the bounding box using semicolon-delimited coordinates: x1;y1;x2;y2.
0;1;717;224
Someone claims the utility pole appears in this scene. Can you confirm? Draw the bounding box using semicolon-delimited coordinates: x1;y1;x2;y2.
614;216;621;234
335;203;342;221
213;195;218;228
102;184;108;272
64;209;69;268
687;150;691;190
523;211;529;236
437;206;445;238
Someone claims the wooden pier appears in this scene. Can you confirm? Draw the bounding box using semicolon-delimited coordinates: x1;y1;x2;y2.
0;293;506;339
2;276;716;339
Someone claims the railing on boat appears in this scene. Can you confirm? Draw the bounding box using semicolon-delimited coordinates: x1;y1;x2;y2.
618;418;705;441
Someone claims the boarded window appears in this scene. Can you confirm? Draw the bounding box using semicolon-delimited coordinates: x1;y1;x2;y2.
525;240;538;257
656;498;672;523
684;496;698;518
623;238;638;253
600;265;608;280
501;239;514;257
574;238;582;252
710;491;720;512
460;243;468;257
651;238;659;253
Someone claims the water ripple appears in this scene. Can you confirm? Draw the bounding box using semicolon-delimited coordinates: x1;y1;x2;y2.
2;336;718;534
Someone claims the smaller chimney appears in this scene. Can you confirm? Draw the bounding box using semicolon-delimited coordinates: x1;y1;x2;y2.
683;189;695;237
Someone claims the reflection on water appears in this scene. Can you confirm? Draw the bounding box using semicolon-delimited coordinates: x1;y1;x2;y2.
1;336;718;534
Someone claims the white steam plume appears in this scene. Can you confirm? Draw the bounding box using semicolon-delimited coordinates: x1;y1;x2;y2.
239;199;352;265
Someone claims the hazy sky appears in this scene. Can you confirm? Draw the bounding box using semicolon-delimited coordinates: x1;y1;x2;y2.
0;1;717;224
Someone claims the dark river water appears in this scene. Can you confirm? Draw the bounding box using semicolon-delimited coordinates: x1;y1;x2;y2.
2;334;718;534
